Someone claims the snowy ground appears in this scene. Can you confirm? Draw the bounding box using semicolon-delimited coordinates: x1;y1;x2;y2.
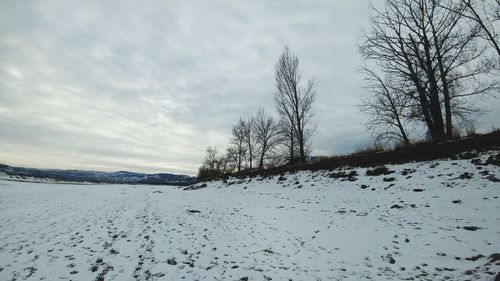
0;150;499;281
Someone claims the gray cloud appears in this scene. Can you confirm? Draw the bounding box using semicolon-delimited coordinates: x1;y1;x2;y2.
1;0;498;175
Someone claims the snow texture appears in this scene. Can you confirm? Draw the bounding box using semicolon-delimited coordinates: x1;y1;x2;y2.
0;150;499;281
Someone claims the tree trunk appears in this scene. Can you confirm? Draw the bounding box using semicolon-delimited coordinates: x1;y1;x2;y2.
294;98;306;164
430;19;454;139
289;126;295;164
400;38;437;142
258;144;266;169
394;109;410;145
410;33;446;142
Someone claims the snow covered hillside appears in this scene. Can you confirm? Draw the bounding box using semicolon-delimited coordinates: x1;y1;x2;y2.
0;150;499;281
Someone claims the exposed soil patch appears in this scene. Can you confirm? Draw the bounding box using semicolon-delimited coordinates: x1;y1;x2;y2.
329;170;358;181
366;166;395;176
462;226;481;231
458;172;473;179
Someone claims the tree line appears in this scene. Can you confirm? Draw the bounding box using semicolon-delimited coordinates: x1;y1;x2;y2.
198;47;316;179
199;0;498;179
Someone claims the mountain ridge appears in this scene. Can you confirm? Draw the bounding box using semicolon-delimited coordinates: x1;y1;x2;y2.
0;164;195;185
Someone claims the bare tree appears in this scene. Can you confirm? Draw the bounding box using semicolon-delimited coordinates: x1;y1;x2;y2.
359;68;412;145
274;46;316;163
254;108;281;169
230;119;247;172
222;146;238;173
360;0;496;142
277;116;297;164
216;153;232;175
265;150;288;168
203;146;218;171
198;146;220;179
241;117;257;169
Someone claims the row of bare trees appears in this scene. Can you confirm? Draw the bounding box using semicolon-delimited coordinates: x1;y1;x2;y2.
228;110;283;172
198;110;281;178
359;0;499;144
199;47;316;178
198;0;498;178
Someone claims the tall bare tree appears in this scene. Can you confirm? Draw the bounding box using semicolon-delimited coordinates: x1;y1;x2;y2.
230;118;247;172
241;117;257;169
274;46;316;164
360;0;496;142
254;108;281;169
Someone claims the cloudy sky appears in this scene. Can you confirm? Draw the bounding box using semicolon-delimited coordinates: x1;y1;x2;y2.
0;1;498;176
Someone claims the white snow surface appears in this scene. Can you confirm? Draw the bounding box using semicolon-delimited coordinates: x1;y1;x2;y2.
0;150;499;281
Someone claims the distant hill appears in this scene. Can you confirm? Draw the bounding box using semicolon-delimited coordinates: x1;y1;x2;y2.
0;164;195;185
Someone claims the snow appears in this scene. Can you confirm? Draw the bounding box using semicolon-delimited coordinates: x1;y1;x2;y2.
0;172;66;184
0;150;499;281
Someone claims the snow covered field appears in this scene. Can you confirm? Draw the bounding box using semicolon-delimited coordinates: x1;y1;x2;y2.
0;151;499;281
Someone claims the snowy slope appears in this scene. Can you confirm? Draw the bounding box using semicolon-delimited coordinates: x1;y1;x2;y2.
0;150;498;281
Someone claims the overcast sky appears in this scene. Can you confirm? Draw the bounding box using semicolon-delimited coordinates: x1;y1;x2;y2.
1;1;498;176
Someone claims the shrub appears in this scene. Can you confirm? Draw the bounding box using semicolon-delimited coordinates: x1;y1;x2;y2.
465;125;477;137
452;127;462;140
355;143;385;154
